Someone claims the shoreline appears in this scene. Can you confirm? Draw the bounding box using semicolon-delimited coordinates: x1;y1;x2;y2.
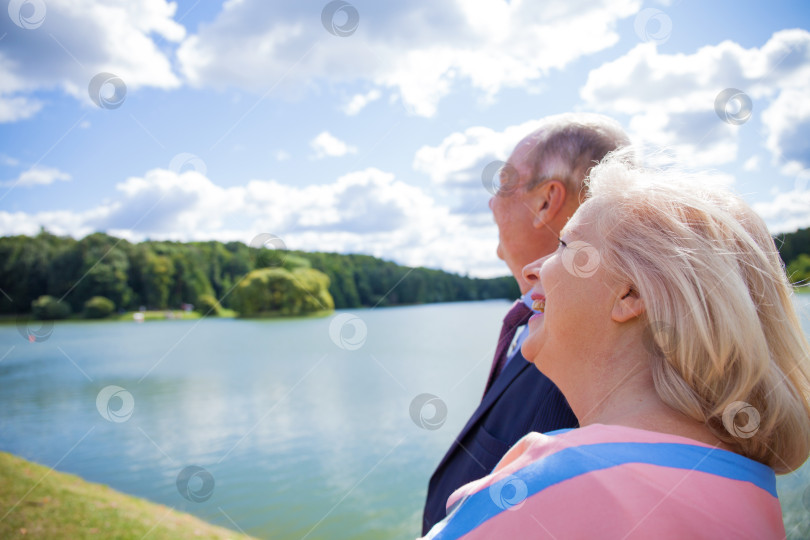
1;289;806;325
0;298;517;326
0;451;256;539
0;308;339;325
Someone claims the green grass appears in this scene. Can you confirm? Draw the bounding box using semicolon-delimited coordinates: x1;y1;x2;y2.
0;452;256;540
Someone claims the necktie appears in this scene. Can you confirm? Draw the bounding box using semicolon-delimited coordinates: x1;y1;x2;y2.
484;300;533;396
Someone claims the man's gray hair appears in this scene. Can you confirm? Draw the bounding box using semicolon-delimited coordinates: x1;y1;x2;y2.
523;113;631;201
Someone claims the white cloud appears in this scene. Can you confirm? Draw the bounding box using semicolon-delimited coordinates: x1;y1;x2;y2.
0;166;507;277
0;0;184;121
177;0;641;117
343;89;381;116
414;120;544;186
3;166;71;187
760;87;810;175
625;109;738;167
1;155;20;167
0;207;107;239
581;29;810;169
752;188;810;233
0;96;43;123
412;119;546;217
310;131;357;159
743;155;760;172
274;150;291;161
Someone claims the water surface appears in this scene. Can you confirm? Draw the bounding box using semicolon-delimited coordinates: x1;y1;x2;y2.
1;297;809;538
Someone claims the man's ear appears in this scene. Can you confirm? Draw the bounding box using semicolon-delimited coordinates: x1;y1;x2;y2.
612;285;644;323
531;180;568;228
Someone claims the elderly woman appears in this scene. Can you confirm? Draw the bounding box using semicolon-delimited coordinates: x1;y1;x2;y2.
422;156;810;539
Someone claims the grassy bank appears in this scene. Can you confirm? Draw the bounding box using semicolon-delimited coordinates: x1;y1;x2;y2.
0;452;256;540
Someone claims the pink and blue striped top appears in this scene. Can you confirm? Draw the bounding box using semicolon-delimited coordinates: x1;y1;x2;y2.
422;424;784;539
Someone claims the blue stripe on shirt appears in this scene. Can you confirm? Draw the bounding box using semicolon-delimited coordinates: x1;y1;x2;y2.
431;441;776;540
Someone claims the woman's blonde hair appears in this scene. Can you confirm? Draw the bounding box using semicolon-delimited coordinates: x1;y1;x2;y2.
584;153;810;473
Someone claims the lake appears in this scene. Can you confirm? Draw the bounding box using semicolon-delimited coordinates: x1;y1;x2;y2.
2;298;810;539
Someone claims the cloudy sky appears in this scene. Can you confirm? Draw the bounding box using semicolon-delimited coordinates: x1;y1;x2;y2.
1;0;809;277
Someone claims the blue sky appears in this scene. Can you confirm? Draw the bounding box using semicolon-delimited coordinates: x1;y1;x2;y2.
1;0;809;277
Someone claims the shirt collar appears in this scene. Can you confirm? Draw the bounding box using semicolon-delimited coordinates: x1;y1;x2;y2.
520;290;533;310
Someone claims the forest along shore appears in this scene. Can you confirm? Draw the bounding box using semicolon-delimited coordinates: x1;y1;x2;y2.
0;231;518;322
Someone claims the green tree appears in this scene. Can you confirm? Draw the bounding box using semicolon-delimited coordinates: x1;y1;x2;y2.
777;227;810;266
231;267;333;316
84;296;115;319
787;254;810;287
72;233;133;311
144;253;174;308
291;267;335;314
0;232;522;315
195;294;223;316
31;295;72;320
0;233;60;313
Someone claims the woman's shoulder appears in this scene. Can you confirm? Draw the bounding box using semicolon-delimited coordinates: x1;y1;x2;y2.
431;424;784;540
516;423;777;492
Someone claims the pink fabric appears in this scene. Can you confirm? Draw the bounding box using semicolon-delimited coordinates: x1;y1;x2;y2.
462;463;783;539
447;424;722;510
428;425;785;540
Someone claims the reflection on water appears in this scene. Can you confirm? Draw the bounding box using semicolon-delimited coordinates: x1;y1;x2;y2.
0;302;508;539
1;297;809;539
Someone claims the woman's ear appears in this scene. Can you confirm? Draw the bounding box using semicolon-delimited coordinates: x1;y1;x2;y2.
531;180;567;228
612;285;644;323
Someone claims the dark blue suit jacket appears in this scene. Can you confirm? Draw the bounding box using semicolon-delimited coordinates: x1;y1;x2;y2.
421;348;577;534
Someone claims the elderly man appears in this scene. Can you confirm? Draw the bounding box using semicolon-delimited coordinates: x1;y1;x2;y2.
422;113;630;533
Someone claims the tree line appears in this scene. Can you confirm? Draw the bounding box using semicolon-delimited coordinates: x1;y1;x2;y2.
3;226;807;320
777;227;810;287
0;231;519;318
